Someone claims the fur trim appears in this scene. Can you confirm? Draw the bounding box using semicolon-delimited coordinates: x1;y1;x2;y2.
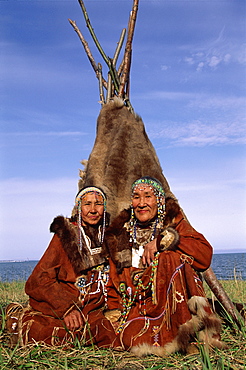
50;216;108;275
164;296;225;354
104;309;122;323
131;343;167;357
159;227;179;251
108;208;132;233
110;96;125;109
164;197;182;226
130;296;225;357
106;209;132;273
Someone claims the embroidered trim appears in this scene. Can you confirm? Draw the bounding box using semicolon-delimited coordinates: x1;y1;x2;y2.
180;253;194;265
152;325;161;346
75;265;109;303
117;262;185;334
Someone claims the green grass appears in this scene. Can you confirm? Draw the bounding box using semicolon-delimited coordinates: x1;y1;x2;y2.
0;280;245;370
204;279;246;303
0;281;27;307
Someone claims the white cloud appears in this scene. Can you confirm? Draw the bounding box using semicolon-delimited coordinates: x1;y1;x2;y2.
224;53;231;63
138;89;245;147
187;95;245;110
136;90;245;113
196;62;204;72
184;57;194;65
136;90;193;101
208;56;221;68
161;65;169;71
237;43;246;65
182;25;246;71
149;117;246;147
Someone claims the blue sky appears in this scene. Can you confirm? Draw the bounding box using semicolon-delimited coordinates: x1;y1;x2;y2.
1;0;245;260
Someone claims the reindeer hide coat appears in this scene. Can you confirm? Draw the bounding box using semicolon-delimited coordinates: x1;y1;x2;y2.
18;216;120;348
105;199;224;355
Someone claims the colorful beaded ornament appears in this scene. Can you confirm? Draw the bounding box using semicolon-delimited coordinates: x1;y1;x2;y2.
117;253;159;333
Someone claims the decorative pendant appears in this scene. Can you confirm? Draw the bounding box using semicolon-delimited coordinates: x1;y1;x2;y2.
175;291;184;304
119;282;127;293
90;247;102;255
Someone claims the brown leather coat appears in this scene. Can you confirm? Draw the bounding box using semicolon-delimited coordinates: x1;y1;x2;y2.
20;216;120;348
105;200;223;354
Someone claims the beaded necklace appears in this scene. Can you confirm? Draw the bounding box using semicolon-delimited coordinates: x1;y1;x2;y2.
117;253;159;333
129;218;158;248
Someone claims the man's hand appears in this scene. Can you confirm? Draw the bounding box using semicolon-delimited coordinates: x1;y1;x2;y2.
142;239;157;266
64;309;83;330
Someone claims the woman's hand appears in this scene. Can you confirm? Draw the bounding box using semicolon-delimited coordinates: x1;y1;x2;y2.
64;309;83;330
142;239;157;266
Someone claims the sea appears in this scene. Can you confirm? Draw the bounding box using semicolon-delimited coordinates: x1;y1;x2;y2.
0;252;245;282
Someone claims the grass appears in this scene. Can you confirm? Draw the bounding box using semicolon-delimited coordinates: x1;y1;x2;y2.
0;281;27;307
204;279;246;303
0;279;245;370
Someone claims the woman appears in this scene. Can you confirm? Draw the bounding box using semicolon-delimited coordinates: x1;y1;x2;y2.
6;186;119;348
106;176;224;355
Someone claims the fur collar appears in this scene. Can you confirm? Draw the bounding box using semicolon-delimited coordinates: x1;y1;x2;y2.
50;216;108;275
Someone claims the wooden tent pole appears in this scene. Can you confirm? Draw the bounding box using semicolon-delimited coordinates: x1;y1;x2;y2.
98;63;105;106
113;29;127;67
78;0;109;67
70;0;136;112
119;0;139;98
203;267;242;328
68;19;108;90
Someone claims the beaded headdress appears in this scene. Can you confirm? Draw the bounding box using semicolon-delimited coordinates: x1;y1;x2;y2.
75;186;107;246
131;177;165;198
75;186;107;209
129;177;166;245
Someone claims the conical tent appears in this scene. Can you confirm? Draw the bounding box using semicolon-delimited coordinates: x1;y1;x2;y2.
69;0;178;220
69;0;241;327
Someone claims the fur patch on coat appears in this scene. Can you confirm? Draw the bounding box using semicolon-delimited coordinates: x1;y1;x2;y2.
159;227;179;251
50;216;108;275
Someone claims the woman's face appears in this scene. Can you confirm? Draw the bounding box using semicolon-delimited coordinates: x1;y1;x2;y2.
132;185;158;224
80;192;104;226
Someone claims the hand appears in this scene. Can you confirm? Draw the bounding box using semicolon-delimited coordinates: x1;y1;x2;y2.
142;239;157;266
64;309;83;330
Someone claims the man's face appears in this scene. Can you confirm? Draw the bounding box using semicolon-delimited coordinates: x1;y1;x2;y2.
81;192;104;226
132;185;158;224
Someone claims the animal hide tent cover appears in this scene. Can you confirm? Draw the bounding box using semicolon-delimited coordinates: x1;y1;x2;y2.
80;98;177;220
